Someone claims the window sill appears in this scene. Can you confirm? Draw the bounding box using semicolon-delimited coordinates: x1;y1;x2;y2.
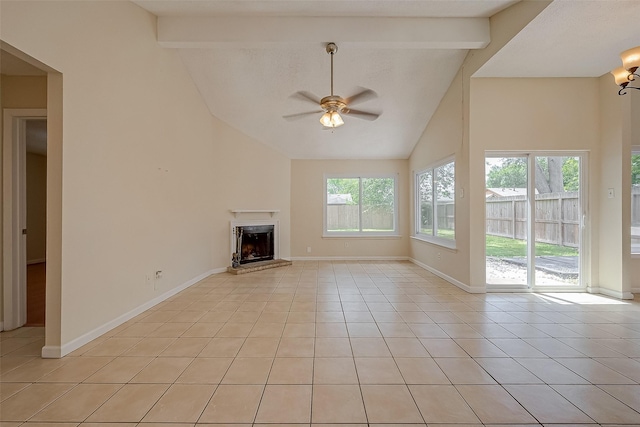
632;253;640;259
411;235;457;250
323;234;402;239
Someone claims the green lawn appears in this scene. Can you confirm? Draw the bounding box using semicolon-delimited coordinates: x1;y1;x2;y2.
486;234;578;257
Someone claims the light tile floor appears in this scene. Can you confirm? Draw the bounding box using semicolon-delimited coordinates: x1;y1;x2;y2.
2;260;640;426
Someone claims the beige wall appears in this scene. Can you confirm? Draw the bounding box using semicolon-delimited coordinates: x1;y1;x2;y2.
291;159;409;259
26;152;47;262
408;1;552;290
597;74;630;296
409;70;469;286
1;1;290;352
210;114;291;263
632;260;640;292
631;92;640;294
469;77;601;289
1;75;48;327
1;75;47;108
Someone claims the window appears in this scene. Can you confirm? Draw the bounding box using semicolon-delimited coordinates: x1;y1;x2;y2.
325;175;398;236
633;148;640;255
415;159;455;246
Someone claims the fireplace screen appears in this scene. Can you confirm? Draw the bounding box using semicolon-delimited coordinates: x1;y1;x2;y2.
233;225;275;265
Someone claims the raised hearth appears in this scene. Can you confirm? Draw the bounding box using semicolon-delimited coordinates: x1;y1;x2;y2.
227;259;292;275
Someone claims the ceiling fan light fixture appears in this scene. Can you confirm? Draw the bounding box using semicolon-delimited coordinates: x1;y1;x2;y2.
320;110;344;128
283;43;380;125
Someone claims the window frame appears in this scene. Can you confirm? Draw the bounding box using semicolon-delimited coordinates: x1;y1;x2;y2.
413;157;456;249
323;173;399;237
632;146;640;256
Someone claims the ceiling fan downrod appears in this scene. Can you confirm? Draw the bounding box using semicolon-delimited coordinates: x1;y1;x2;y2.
326;42;337;96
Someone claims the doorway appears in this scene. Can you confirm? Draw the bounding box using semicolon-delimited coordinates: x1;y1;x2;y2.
25;119;47;326
3;111;47;330
485;153;586;290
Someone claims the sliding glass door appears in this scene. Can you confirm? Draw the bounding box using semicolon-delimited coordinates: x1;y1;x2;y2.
485;156;529;286
485;153;584;289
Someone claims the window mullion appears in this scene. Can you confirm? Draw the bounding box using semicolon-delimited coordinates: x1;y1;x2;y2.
359;177;364;232
432;172;437;236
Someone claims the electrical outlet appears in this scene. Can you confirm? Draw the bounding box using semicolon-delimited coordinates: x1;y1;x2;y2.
154;270;163;291
607;188;615;199
437;252;441;260
307;246;312;253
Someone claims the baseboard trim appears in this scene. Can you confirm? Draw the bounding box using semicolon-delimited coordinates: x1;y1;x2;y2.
49;268;219;358
0;321;4;332
41;345;61;358
209;267;228;275
27;258;46;265
289;256;409;261
588;286;634;300
631;287;640;295
409;258;484;294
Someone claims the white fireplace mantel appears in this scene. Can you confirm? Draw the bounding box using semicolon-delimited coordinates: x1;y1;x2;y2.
230;209;279;218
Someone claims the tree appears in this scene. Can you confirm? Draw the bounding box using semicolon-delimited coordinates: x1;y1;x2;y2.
562;157;580;191
362;177;395;208
487;157;579;193
435;162;455;200
327;178;359;204
535;156;565;193
327;177;395;208
486;158;527;188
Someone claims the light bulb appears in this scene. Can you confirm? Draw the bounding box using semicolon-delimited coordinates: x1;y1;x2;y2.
320;112;333;127
330;111;344;127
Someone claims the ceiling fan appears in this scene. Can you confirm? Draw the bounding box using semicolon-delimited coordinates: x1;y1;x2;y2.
283;43;381;128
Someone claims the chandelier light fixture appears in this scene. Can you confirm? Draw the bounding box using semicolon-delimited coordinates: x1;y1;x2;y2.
611;46;640;95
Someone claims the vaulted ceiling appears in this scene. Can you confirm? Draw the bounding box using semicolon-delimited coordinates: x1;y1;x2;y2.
133;0;518;159
6;1;636;160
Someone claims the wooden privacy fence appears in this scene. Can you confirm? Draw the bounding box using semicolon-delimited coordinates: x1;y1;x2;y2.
485;192;580;248
327;205;394;230
418;202;455;231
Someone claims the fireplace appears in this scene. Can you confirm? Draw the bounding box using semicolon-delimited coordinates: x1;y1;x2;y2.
231;221;279;266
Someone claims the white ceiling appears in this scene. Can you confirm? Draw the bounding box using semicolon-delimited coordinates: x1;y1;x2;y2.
133;0;517;159
134;1;518;18
7;1;635;160
476;1;640;77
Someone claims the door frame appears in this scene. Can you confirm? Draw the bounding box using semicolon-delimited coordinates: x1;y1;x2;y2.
530;151;589;292
485;151;589;291
3;108;47;330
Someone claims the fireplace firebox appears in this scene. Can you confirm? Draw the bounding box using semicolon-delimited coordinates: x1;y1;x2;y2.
233;224;275;265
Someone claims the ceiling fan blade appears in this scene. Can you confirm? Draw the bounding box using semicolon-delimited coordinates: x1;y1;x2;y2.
345;88;377;107
343;109;380;121
290;91;321;106
282;110;323;121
